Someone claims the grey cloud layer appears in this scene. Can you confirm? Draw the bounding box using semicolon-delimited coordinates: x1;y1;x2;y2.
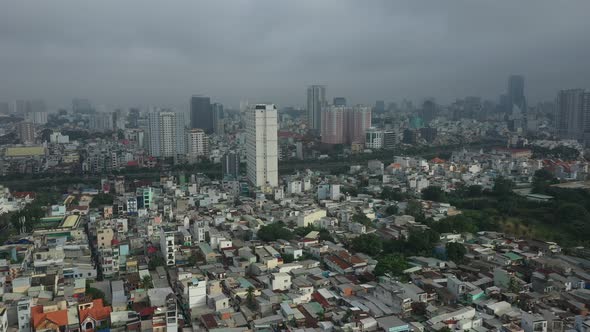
1;0;589;109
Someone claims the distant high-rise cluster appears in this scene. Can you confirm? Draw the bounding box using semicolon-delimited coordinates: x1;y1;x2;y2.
246;104;278;188
306;85;326;130
555;89;590;143
321;105;372;145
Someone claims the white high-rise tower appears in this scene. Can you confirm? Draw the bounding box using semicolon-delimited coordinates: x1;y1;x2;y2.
147;110;186;158
246;104;278;188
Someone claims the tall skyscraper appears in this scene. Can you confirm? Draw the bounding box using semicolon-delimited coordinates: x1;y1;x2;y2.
508;75;526;113
17;122;35;144
147;110;186;158
212;102;224;134
307;85;326;130
246;104;278;188
555;89;590;143
190;96;213;133
186;128;208;162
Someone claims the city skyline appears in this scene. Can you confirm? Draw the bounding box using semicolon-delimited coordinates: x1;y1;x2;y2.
1;1;590;108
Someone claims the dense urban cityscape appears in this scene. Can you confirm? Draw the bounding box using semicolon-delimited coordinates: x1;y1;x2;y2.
2;1;590;332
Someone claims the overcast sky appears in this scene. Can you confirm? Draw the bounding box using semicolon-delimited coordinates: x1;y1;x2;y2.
1;0;590;110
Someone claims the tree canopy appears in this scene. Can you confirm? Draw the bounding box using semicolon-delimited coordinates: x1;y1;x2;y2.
374;254;409;277
257;223;294;242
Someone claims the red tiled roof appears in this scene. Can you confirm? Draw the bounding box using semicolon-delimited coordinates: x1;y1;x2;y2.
311;292;331;307
12;191;36;199
79;299;112;323
32;305;69;329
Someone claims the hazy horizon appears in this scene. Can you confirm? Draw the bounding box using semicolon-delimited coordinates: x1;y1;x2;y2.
1;0;590;110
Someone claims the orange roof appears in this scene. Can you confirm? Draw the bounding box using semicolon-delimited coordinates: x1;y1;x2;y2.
431;157;445;164
79;299;112;323
32;305;69;329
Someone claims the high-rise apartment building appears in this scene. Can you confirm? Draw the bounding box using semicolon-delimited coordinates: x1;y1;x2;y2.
555;89;590;143
346;105;372;144
246;104;278;188
190;96;213;133
17;122;35;144
186;129;208;162
147;110;186;158
321;106;346;144
307;85;326;130
321;105;372;145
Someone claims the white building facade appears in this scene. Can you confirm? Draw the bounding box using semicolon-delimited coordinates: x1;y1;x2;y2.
246;104;278;188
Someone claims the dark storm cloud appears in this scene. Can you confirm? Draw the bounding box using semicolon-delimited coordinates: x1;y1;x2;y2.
1;0;589;109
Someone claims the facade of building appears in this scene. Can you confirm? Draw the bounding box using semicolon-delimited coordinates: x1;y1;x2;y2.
307;85;326;131
186;129;208;162
190;95;213;133
160;227;176;266
222;151;240;179
321;105;372;145
147;110;186;158
346;105;372;144
555;89;590;144
321;106;346;144
246;104;278;188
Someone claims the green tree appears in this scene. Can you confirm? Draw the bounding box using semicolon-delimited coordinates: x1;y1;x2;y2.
405;200;425;222
140;275;153;290
148;255;165;270
373;254;409;277
446;242;467;262
318;229;335;242
188;253;199;267
380;187;406;201
352;212;371;227
350;234;382;257
385;205;399;216
532;169;557;194
421;186;447;202
246;286;256;309
90;193;114;207
86;287;108;304
492;177;514;198
282;253;295;263
257;223;294;242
